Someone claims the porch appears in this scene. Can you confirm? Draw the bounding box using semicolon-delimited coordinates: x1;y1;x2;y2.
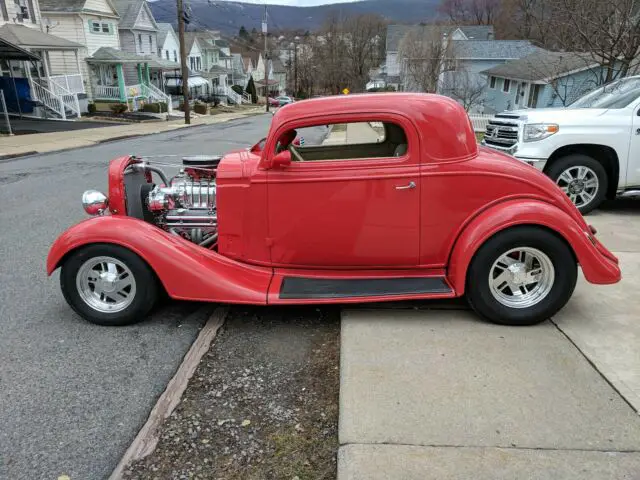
0;25;85;119
87;47;178;113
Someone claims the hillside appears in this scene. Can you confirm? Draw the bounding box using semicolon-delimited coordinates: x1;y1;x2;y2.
149;0;440;35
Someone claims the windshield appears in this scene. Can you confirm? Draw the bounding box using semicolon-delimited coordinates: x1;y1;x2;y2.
569;77;640;109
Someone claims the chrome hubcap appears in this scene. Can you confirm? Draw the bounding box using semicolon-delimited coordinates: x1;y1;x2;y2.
489;247;555;309
76;256;136;313
556;166;599;208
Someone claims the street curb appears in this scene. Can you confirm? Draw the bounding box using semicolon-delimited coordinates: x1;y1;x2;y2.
0;110;265;161
108;306;229;480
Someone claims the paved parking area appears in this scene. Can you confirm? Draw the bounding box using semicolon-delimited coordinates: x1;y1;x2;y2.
338;198;640;480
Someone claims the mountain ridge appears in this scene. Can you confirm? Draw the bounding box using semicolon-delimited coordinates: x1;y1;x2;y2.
150;0;440;35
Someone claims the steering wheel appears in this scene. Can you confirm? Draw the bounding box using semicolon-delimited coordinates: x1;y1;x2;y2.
288;145;305;162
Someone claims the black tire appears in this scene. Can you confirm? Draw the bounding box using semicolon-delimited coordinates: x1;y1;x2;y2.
60;244;158;326
466;226;577;326
546;154;607;215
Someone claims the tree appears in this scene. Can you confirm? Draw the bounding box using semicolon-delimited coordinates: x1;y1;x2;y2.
342;14;387;91
245;75;257;103
398;25;453;93
238;25;249;40
439;0;501;24
441;69;486;111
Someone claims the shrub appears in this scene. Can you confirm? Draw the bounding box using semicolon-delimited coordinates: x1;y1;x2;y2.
213;97;221;107
87;102;97;114
110;103;128;114
141;102;168;113
231;84;243;96
193;103;208;115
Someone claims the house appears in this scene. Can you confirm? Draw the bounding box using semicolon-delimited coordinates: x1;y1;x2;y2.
269;57;286;94
381;24;496;90
481;50;610;113
230;53;247;87
77;0;176;110
0;0;85;118
156;23;178;63
39;0;122;110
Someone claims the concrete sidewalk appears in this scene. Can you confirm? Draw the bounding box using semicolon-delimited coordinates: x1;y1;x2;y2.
338;200;640;479
0;107;263;158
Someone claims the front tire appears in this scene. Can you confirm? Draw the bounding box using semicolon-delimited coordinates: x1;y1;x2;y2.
546;154;607;215
60;244;158;326
466;227;577;326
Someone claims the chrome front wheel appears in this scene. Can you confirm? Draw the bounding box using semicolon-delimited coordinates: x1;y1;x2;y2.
61;244;158;326
76;256;137;313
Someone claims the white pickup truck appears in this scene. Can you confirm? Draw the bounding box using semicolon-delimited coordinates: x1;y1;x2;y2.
482;75;640;213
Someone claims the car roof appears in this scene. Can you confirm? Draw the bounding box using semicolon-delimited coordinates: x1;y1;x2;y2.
270;93;478;162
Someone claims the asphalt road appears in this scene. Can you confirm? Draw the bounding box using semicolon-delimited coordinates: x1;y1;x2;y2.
0;113;317;480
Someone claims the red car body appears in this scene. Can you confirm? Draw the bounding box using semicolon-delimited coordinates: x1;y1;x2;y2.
48;94;620;321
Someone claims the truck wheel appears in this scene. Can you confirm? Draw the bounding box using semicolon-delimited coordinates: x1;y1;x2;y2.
546;154;607;214
466;227;577;326
60;244;158;326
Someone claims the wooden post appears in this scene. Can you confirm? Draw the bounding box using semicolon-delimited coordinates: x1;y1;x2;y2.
263;5;269;112
144;63;151;85
177;0;190;124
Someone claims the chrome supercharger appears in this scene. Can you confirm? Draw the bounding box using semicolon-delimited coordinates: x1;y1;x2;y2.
146;155;222;247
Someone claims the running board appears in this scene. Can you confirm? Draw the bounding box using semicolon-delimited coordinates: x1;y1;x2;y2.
279;276;452;299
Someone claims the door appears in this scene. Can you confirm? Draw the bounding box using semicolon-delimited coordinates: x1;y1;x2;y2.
266;119;421;268
627;105;640;187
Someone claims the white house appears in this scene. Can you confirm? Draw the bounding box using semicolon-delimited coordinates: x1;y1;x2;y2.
0;0;85;118
40;0;121;106
156;22;178;64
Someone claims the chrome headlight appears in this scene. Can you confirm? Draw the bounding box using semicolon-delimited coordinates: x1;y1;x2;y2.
523;123;559;142
82;190;109;216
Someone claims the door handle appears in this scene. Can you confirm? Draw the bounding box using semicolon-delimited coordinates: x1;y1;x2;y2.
395;181;416;190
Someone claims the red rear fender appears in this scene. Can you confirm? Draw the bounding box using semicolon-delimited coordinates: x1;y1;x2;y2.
47;216;272;304
447;199;621;294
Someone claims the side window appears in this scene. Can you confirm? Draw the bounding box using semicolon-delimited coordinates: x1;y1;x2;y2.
276;121;408;162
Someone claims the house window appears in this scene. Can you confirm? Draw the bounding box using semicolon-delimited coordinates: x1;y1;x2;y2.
502;79;511;93
174;50;177;62
196;57;201;70
13;0;29;22
90;21;112;34
148;35;153;52
138;34;143;51
165;50;169;60
489;76;496;89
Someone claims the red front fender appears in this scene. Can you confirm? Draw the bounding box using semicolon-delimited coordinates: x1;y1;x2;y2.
447;199;621;295
47;216;272;304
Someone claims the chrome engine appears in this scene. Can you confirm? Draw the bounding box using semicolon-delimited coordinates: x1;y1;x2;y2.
145;156;221;248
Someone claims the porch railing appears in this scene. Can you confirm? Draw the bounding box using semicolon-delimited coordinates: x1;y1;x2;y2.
142;83;173;114
94;85;120;100
242;91;251;103
30;81;68;119
49;74;85;95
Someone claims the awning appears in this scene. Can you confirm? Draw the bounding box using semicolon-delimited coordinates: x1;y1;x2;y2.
0;38;40;60
0;24;83;50
165;76;209;88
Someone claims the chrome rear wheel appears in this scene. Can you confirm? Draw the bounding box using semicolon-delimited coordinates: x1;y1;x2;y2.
76;256;137;313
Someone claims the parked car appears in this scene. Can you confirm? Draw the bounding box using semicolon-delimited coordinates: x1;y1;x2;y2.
276;96;294;106
47;93;620;328
268;97;280;107
483;75;640;214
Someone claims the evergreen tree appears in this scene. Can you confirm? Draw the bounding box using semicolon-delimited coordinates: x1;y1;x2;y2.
245;76;258;104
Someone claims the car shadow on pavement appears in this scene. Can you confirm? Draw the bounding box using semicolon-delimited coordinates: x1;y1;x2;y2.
597;197;640;215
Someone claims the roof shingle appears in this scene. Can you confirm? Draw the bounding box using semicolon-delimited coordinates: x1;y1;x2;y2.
481;50;598;82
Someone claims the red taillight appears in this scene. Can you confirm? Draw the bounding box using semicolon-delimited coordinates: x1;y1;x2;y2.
589;225;597;235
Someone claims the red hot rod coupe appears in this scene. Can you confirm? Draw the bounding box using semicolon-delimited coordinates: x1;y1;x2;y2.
47;94;621;327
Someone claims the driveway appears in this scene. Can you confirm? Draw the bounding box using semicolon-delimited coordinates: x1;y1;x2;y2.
339;198;640;479
0;115;273;480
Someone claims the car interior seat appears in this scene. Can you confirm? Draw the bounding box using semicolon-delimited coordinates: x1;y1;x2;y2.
385;123;408;157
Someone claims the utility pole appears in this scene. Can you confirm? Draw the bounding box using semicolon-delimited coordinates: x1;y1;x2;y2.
263;4;269;113
177;0;190;124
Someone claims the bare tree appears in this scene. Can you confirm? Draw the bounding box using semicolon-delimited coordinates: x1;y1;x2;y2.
398;26;453;93
439;0;501;24
342;14;387;91
442;69;486;111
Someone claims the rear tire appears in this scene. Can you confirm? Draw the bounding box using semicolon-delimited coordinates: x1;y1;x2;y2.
466;227;577;326
60;244;158;326
546;154;607;215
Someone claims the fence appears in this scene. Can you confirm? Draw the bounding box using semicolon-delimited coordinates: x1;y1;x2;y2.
468;114;492;133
